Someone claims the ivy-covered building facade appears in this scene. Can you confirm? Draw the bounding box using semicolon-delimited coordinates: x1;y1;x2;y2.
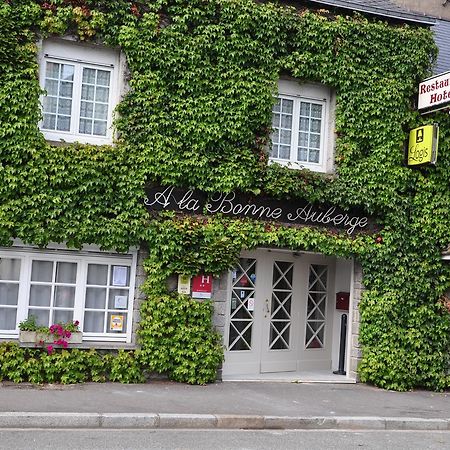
1;0;450;390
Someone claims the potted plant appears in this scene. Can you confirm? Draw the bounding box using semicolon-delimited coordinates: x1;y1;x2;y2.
18;316;49;343
18;317;82;347
48;320;82;345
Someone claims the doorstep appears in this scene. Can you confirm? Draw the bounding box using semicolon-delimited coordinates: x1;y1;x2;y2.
222;370;356;383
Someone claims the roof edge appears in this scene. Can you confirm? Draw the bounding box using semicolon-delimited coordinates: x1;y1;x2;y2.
306;0;436;25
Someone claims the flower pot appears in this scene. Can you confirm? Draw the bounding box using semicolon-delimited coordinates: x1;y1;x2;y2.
18;330;37;343
67;331;83;344
19;330;83;345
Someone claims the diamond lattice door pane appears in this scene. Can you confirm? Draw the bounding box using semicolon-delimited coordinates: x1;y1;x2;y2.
269;261;293;350
228;258;257;351
305;265;328;349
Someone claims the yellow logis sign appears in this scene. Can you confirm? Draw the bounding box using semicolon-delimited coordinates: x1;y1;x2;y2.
407;124;439;166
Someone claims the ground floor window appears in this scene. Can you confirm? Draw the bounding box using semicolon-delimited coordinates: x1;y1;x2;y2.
0;246;137;342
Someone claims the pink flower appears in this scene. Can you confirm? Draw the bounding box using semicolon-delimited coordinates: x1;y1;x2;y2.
65;331;71;339
74;320;79;326
46;345;53;355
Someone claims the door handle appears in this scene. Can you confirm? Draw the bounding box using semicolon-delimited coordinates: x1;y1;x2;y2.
265;298;270;317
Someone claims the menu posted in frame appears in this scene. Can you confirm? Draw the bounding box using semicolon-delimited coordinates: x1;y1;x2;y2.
178;274;191;295
112;266;128;287
110;315;124;332
114;295;128;309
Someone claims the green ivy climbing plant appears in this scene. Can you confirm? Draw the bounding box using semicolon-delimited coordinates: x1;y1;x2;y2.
1;0;450;389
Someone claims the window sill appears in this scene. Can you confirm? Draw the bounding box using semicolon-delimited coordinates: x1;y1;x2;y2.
42;135;113;146
1;338;137;351
269;158;327;173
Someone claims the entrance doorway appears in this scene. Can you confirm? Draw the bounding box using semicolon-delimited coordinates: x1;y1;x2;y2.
222;249;347;380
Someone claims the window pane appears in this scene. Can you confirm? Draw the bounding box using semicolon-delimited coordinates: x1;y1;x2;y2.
270;143;279;159
95;86;109;103
46;62;60;79
28;309;49;327
309;149;320;163
272;127;281;145
280;129;291;145
44;79;58;96
281;98;293;114
272;113;280;128
280;114;292;129
61;64;74;81
310;119;321;133
108;312;127;333
300;102;310;116
85;287;106;309
272;98;281;113
311;103;322;118
87;264;108;285
108;289;129;309
111;266;130;287
43;114;56;130
81;84;95;101
310;134;320;149
43;96;58;114
58;98;72;115
299;117;309;132
29;285;52;307
299;132;308;147
57;115;71;132
97;70;111;87
82;68;96;84
93;120;107;136
0;308;17;330
59;81;73;98
53;309;74;324
279;145;290;160
80;101;94;118
94;103;108;120
0;258;21;281
79;118;93;134
31;261;53;282
0;283;19;305
54;286;75;308
84;311;104;333
56;262;77;284
298;147;308;162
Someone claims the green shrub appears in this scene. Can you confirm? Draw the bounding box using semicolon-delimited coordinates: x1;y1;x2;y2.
139;294;224;384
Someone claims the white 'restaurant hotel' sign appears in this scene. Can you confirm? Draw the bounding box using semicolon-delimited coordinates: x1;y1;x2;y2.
418;71;450;114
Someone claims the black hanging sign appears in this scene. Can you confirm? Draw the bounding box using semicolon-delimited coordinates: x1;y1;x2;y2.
144;186;377;236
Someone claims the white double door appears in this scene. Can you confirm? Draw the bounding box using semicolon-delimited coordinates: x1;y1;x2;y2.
223;250;335;377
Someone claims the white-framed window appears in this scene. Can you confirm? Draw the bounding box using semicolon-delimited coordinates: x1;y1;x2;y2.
0;246;137;343
39;38;121;145
270;79;334;173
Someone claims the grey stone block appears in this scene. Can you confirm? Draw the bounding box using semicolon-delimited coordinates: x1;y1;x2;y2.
0;412;100;429
213;314;225;328
158;413;217;429
264;416;337;429
216;415;265;429
335;416;386;430
101;413;159;428
385;417;450;430
212;290;227;302
219;273;230;290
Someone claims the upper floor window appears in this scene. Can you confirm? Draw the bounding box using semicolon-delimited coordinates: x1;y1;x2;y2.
39;39;121;145
270;79;334;173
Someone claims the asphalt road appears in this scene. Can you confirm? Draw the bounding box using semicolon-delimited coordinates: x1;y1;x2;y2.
0;429;449;450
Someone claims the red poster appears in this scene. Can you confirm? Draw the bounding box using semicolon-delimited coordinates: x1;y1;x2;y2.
192;274;213;299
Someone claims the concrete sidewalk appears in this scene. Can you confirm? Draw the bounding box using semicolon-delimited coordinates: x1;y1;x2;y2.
0;381;449;430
